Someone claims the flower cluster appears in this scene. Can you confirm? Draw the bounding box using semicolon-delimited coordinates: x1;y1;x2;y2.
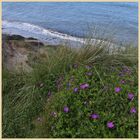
115;87;121;93
90;113;99;119
61;65;137;131
128;93;134;101
80;83;89;89
63;106;69;113
107;121;115;129
73;87;79;93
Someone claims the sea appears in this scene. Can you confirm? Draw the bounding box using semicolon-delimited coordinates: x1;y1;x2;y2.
2;2;138;46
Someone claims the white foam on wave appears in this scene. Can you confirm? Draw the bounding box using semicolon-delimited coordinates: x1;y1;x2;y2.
2;20;120;49
2;20;86;44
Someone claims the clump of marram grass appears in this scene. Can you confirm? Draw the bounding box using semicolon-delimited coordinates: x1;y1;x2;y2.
2;38;138;138
75;39;137;67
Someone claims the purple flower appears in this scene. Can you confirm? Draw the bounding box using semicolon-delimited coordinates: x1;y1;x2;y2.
90;113;99;119
63;106;69;113
122;66;130;72
73;64;78;69
118;72;124;77
120;80;125;84
122;66;131;75
51;112;57;117
130;107;136;114
123;68;128;73
128;93;134;100
80;83;89;89
85;72;93;76
107;121;115;129
115;87;121;93
85;65;92;70
73;87;78;93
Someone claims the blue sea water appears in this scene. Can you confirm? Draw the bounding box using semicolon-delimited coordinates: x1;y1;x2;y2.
2;2;138;46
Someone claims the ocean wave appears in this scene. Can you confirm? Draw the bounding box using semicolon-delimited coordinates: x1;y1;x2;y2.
2;20;120;48
2;20;86;44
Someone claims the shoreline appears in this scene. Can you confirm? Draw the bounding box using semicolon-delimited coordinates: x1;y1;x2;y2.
2;32;123;50
2;32;125;54
2;20;129;48
2;20;85;47
2;20;138;48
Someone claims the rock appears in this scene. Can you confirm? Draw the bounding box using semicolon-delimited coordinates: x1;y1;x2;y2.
4;34;25;41
27;37;38;40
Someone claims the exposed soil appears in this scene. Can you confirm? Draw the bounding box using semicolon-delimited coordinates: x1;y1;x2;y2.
2;34;46;72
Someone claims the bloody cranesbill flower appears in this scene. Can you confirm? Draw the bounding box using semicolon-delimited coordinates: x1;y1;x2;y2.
130;107;136;114
122;66;131;72
51;112;57;117
64;106;69;113
120;80;125;84
85;72;93;76
85;65;92;70
128;93;134;100
118;72;124;77
107;121;115;129
73;87;78;93
115;87;121;93
80;83;89;89
122;66;131;75
90;113;99;119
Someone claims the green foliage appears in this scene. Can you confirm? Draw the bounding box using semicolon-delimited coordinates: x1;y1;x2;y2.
2;43;138;138
33;64;138;138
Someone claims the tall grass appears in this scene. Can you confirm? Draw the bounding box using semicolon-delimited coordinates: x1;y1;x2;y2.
2;38;138;137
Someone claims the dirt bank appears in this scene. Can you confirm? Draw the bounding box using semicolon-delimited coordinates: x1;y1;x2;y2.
2;34;48;72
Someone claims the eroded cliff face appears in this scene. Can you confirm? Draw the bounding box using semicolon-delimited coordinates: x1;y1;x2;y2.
2;35;45;72
3;41;31;72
